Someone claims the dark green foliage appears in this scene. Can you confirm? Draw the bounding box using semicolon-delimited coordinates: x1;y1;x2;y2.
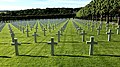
76;0;120;19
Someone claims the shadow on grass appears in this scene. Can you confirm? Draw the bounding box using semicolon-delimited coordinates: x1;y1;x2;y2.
112;40;120;42
19;55;49;58
54;54;90;58
21;42;32;44
60;41;81;43
37;42;47;43
98;40;120;42
97;40;107;42
0;56;11;58
94;54;120;57
0;42;9;44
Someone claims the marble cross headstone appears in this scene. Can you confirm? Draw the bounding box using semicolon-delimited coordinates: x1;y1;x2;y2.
32;32;39;43
77;27;83;34
107;29;114;41
106;23;109;31
11;32;15;43
26;25;29;28
19;26;22;31
86;36;98;55
88;23;90;30
46;24;47;29
9;27;13;34
91;24;94;32
35;26;38;32
22;27;24;34
43;28;47;36
47;37;57;56
80;30;87;42
60;27;63;34
30;26;32;31
12;38;21;56
26;28;30;37
56;31;62;42
48;24;51;32
117;25;120;34
100;21;103;30
52;25;55;30
55;24;57;28
112;23;115;28
97;26;101;35
95;21;98;27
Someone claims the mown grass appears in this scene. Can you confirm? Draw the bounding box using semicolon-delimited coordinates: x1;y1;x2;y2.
0;19;120;67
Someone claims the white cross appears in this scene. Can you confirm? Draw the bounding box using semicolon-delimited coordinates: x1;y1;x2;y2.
32;32;39;43
22;27;24;34
80;30;87;42
56;31;62;42
117;25;120;34
48;37;57;56
86;36;98;55
42;28;47;36
12;38;21;56
97;26;101;35
35;26;38;32
26;28;30;37
11;32;15;43
107;29;114;41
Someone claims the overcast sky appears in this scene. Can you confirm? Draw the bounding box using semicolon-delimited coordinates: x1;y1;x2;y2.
0;0;92;10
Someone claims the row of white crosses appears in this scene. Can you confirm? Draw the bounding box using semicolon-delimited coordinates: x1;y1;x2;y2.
8;24;15;43
9;21;98;56
57;21;69;41
10;21;66;56
46;36;98;56
73;21;83;34
0;23;6;32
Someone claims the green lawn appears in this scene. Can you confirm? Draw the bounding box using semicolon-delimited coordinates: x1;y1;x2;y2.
0;19;120;67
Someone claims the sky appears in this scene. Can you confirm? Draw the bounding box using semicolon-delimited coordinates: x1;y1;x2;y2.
0;0;92;10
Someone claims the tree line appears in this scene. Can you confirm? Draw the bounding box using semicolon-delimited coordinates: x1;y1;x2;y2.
0;8;81;21
76;0;120;24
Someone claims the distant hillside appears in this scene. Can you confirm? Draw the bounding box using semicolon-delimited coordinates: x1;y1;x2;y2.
0;8;81;20
76;0;120;20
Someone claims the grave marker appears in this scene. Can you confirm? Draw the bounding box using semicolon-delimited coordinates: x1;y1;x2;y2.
97;26;101;35
86;36;98;55
100;21;103;30
77;27;83;34
26;28;30;37
22;27;24;34
80;30;87;42
56;31;62;42
88;23;90;30
30;27;32;31
106;23;109;31
46;24;47;29
32;32;39;43
52;25;55;30
48;24;51;32
11;32;15;43
107;29;114;41
19;26;22;31
12;38;21;56
43;28;47;36
91;24;94;31
60;27;63;34
35;26;38;32
117;25;120;34
47;37;57;56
